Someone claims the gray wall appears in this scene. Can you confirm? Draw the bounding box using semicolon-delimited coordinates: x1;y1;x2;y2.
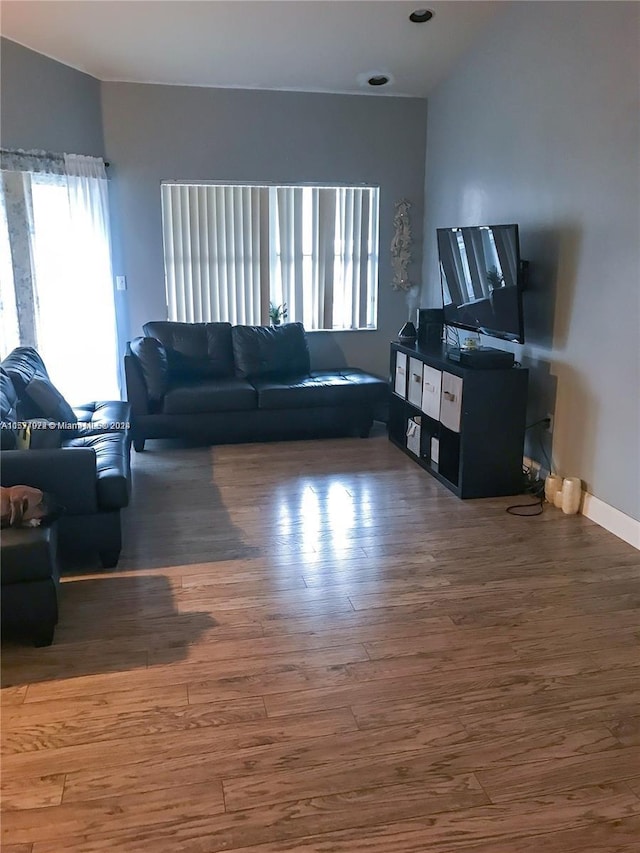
421;2;640;520
101;83;427;376
0;38;128;383
0;38;104;155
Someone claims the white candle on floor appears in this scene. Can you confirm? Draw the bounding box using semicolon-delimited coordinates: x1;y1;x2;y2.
561;477;582;515
544;474;562;504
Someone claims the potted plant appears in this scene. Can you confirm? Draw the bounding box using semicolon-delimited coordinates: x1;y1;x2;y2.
486;265;504;291
269;302;288;326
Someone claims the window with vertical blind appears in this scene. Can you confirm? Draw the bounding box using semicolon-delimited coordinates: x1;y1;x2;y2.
160;182;379;330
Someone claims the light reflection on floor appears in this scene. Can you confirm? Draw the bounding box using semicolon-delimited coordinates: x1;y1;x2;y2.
269;477;376;582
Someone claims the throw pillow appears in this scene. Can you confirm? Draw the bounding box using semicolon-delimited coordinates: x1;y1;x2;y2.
24;377;77;426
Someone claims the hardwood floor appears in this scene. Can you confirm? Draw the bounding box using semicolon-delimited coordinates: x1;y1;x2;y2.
2;432;639;852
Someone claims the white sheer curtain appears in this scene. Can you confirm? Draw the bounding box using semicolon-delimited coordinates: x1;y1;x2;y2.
161;182;379;331
0;189;19;357
29;155;119;401
0;151;119;402
162;183;266;325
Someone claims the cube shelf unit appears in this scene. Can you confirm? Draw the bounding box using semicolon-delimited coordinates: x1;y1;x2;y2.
389;342;529;499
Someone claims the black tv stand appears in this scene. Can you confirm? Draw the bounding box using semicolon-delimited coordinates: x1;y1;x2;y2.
389;342;528;498
446;346;514;369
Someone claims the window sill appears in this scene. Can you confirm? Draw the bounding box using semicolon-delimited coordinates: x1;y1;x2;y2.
306;327;378;334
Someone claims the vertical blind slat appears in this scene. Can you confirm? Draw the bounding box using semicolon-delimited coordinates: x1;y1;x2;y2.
368;188;380;328
293;188;304;324
358;189;369;329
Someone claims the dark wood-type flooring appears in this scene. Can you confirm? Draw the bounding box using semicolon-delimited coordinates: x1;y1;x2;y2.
2;432;640;852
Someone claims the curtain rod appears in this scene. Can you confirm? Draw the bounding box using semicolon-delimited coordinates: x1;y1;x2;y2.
0;148;109;167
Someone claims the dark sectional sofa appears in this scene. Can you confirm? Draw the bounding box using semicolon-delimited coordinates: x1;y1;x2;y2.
0;347;131;569
125;321;387;450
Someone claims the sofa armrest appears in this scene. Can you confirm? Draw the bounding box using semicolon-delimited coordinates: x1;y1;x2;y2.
0;448;98;514
63;433;130;510
124;352;150;416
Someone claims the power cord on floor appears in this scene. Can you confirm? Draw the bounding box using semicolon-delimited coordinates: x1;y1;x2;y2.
506;472;545;516
506;417;552;517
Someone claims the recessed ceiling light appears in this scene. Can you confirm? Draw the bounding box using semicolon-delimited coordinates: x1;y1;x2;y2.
357;70;394;89
409;9;434;23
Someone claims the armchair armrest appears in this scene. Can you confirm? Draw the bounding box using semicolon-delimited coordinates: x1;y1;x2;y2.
0;448;98;514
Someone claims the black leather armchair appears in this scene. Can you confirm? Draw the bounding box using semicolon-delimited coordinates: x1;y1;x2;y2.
1;349;131;568
1;524;59;646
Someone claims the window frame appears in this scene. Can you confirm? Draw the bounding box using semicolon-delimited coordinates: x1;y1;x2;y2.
160;179;380;332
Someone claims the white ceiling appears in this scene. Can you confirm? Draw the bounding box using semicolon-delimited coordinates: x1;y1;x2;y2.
0;1;500;98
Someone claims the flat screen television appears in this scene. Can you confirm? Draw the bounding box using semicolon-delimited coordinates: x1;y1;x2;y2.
437;224;525;344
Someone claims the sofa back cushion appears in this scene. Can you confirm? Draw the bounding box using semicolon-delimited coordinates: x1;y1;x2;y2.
1;347;49;394
232;323;311;379
1;347;77;423
24;377;78;426
0;369;18;450
129;337;170;402
143;321;234;379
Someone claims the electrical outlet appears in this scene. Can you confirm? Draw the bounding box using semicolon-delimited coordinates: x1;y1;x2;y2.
523;456;542;476
546;413;554;434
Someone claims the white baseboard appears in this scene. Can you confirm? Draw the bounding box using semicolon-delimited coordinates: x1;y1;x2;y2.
523;456;639;550
580;493;640;550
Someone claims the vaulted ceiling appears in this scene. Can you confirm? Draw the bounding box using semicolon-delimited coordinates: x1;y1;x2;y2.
1;1;499;97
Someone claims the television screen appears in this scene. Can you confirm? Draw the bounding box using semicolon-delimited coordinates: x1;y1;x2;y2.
437;224;524;344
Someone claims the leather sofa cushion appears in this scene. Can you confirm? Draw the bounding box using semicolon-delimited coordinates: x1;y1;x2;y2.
2;347;52;419
129;337;169;401
24;420;64;450
316;368;387;387
232;323;310;379
24;377;78;425
73;401;132;437
143;321;234;379
1;524;58;585
1;347;50;395
252;369;387;410
3;349;83;430
162;379;257;415
0;369;18;450
63;432;130;510
1;447;99;515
